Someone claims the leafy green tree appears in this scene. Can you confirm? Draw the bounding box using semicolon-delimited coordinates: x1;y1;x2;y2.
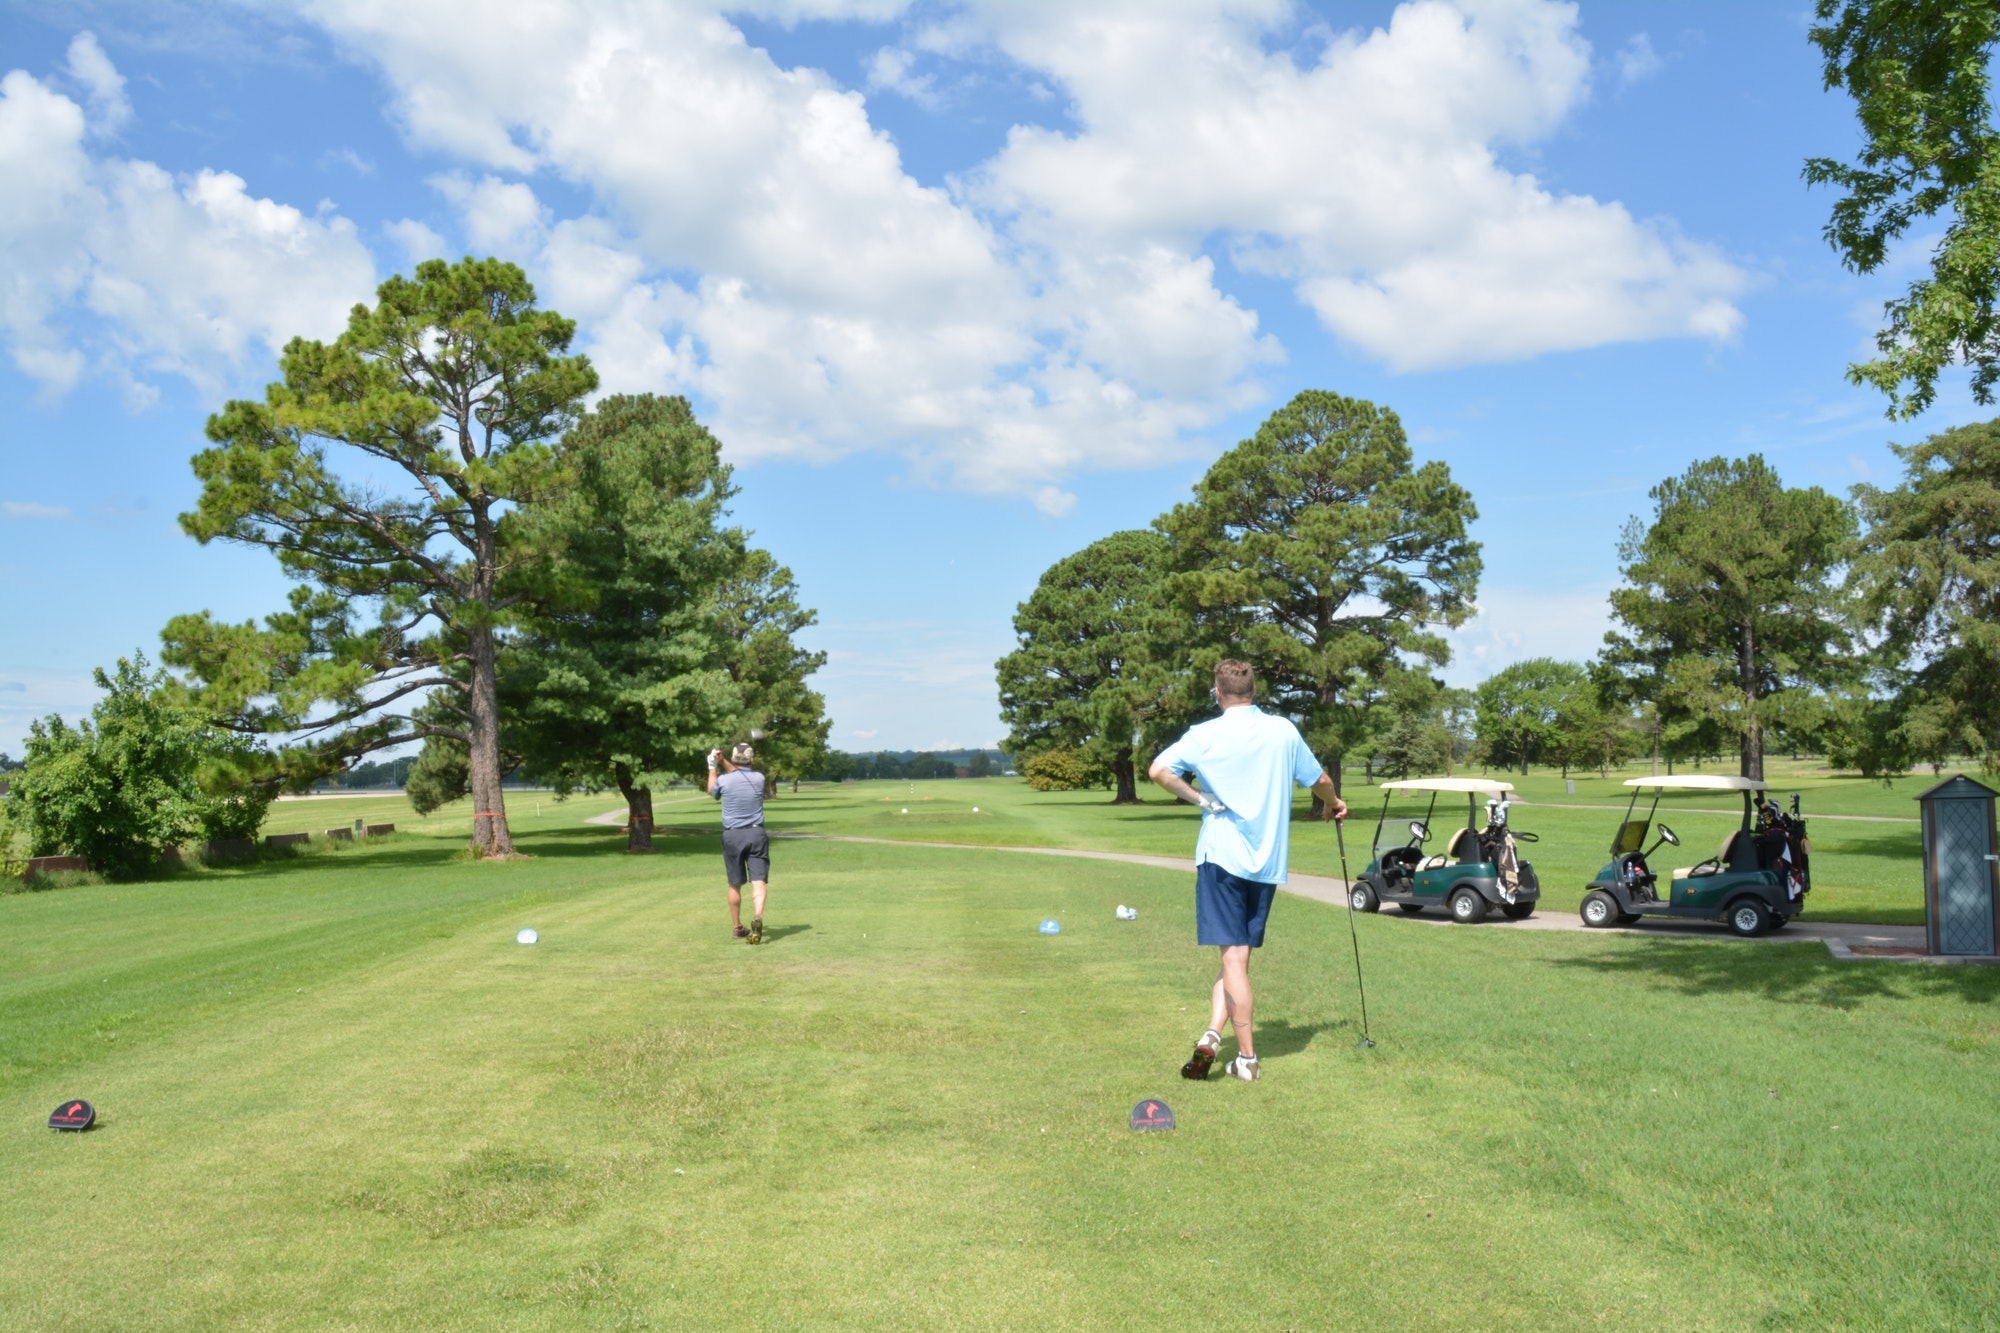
3;656;271;879
1806;2;2000;415
1160;390;1480;799
716;549;831;793
165;258;596;859
1475;659;1596;776
996;529;1176;804
1364;673;1461;780
965;750;993;778
499;395;744;850
1603;455;1856;780
1851;418;2000;771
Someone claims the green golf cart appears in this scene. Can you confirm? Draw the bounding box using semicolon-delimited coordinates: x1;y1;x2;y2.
1348;777;1541;923
1578;775;1811;937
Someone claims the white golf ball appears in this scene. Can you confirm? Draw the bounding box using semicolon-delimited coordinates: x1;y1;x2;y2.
972;807;979;812
901;808;908;814
517;928;538;945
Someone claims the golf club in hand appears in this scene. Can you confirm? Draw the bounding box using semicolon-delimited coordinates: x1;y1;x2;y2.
1333;808;1376;1049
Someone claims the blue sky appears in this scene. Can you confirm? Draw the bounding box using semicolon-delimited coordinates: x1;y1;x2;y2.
0;1;1978;756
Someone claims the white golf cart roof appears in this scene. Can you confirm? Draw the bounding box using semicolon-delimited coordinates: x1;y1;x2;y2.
1623;775;1768;792
1378;777;1515;796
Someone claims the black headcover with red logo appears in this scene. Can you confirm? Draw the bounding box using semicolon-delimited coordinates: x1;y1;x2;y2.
48;1099;94;1131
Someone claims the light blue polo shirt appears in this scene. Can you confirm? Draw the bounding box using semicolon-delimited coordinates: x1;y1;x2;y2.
1154;705;1326;884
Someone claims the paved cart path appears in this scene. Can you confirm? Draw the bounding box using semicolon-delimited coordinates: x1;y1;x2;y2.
589;807;1926;953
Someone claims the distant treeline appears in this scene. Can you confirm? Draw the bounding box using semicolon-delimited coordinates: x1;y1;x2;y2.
318;755;419;790
816;749;1005;781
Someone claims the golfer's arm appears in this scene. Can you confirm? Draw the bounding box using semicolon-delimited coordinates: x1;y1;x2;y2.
1310;772;1347;821
1147;757;1204;806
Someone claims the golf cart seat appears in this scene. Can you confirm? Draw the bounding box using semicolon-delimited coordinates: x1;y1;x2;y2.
1418;827;1480;870
1679;829;1756;880
1419;828;1476;870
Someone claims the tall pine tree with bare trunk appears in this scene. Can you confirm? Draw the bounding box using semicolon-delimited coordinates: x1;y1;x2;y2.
166;258;595;859
1604;455;1855;781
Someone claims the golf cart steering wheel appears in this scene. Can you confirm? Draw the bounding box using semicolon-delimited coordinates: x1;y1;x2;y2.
1407;820;1430;846
1656;824;1680;847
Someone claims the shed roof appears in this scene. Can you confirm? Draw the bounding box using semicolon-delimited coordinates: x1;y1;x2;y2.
1914;773;2000;802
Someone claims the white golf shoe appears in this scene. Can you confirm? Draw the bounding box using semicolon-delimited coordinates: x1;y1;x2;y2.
1225;1054;1260;1082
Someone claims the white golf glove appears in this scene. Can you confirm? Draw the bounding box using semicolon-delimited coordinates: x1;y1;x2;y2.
1197;795;1229;815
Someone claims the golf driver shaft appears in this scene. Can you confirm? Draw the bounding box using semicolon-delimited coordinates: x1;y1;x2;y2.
1334;813;1374;1046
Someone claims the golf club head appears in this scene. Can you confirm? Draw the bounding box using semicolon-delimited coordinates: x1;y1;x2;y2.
1355;1037;1376;1049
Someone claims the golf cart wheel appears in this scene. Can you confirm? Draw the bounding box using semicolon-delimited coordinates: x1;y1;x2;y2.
1500;901;1535;920
1350;882;1380;913
1728;899;1773;937
1396;903;1426;915
1448;887;1489;923
1580;891;1619;928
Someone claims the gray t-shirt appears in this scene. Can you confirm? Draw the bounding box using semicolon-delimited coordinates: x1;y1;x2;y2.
712;768;765;828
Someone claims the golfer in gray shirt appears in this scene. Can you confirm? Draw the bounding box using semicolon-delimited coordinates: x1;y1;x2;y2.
708;743;771;944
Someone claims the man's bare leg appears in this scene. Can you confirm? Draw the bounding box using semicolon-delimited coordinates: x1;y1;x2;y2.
750;879;767;920
1218;945;1254;1058
728;884;744;931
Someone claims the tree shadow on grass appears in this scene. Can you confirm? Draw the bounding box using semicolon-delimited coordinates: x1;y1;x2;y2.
1549;938;2000;1011
203;827;718;881
1811;829;1924;856
514;828;715;862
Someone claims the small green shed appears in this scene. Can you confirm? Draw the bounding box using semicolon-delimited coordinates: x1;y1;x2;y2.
1917;774;2000;956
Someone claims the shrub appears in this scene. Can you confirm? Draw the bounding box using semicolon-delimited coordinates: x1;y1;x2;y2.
3;655;273;879
1019;746;1109;792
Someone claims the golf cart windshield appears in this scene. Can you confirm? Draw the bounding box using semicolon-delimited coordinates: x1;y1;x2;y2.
1612;820;1650;857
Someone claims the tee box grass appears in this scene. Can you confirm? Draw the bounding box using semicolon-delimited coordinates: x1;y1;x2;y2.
4;795;2000;1329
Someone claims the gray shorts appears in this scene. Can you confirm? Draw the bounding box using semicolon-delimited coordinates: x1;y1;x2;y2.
722;825;770;886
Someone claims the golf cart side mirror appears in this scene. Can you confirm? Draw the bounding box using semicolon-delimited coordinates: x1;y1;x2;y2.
1657;824;1679;847
1409;820;1430;842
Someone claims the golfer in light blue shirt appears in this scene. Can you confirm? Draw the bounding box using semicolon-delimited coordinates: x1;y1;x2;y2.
1149;658;1345;1083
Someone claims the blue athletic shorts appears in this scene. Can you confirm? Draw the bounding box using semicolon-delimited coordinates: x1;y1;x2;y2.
1195;862;1278;947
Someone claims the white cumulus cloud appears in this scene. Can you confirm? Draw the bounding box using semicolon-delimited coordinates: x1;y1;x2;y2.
0;45;376;399
301;0;1743;504
960;0;1743;372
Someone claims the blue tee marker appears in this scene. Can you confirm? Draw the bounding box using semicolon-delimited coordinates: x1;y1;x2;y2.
1039;919;1061;934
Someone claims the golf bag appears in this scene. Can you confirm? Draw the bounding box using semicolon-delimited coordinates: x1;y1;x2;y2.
1755;796;1811;902
1482;800;1521;905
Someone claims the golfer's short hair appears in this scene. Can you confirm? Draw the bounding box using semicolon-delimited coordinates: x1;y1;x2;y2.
731;742;756;765
1214;659;1255;701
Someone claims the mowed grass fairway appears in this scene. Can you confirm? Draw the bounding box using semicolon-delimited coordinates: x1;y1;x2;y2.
6;801;2000;1330
665;763;1932;924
